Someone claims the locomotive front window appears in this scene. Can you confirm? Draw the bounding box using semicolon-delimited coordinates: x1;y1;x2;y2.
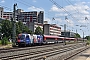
18;35;25;40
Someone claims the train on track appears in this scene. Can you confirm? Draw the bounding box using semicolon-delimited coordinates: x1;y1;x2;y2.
16;33;83;46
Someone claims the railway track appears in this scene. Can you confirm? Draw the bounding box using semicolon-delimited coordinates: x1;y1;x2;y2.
0;43;86;60
0;43;64;53
0;42;85;53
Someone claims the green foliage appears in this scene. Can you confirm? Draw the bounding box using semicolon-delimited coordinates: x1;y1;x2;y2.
0;20;12;39
35;26;43;35
16;21;32;35
86;40;90;45
0;20;32;40
1;37;8;45
85;36;90;45
85;36;90;40
0;20;33;46
74;33;81;38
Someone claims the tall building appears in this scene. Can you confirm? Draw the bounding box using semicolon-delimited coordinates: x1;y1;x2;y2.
0;7;3;18
0;7;44;24
38;11;44;24
17;11;38;23
43;24;61;36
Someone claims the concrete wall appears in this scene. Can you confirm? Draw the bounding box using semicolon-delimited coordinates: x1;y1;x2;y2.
43;24;50;35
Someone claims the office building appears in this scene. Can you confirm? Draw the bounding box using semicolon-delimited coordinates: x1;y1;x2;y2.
38;11;44;24
61;31;75;38
43;24;61;36
0;7;44;24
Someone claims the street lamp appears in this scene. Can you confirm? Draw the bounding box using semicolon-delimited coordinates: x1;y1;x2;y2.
80;29;84;42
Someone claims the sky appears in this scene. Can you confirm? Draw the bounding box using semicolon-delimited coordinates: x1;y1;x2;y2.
0;0;90;37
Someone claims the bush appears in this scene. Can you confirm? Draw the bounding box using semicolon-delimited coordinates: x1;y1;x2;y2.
1;37;8;45
86;40;90;45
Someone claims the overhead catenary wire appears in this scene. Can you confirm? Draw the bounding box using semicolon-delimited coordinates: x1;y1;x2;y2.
49;0;77;29
49;0;80;21
65;0;89;32
16;0;76;26
15;0;54;17
67;0;90;26
0;5;12;11
50;0;90;33
15;0;90;34
15;0;60;25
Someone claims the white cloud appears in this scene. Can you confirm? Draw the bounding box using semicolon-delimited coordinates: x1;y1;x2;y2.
78;20;88;24
28;6;44;11
66;20;74;27
32;0;37;2
0;0;5;3
82;2;86;4
87;2;90;4
44;18;51;24
54;18;62;24
50;5;62;12
55;13;68;17
44;17;63;25
50;2;90;24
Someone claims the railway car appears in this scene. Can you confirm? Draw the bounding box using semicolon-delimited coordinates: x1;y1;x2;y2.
43;35;64;44
64;37;77;42
17;33;33;46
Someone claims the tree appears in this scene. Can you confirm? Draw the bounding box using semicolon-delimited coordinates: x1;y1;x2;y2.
34;26;43;35
1;37;8;45
85;36;90;40
0;20;12;39
75;33;81;38
0;20;32;39
16;21;32;35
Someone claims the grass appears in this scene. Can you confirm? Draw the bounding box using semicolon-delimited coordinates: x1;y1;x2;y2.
0;40;12;45
0;40;12;48
86;40;90;45
8;42;12;44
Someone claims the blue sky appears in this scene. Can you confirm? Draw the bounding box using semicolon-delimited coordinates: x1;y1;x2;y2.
0;0;90;37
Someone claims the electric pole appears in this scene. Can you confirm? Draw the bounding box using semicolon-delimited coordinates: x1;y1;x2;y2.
64;24;66;45
83;32;84;42
12;4;17;47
